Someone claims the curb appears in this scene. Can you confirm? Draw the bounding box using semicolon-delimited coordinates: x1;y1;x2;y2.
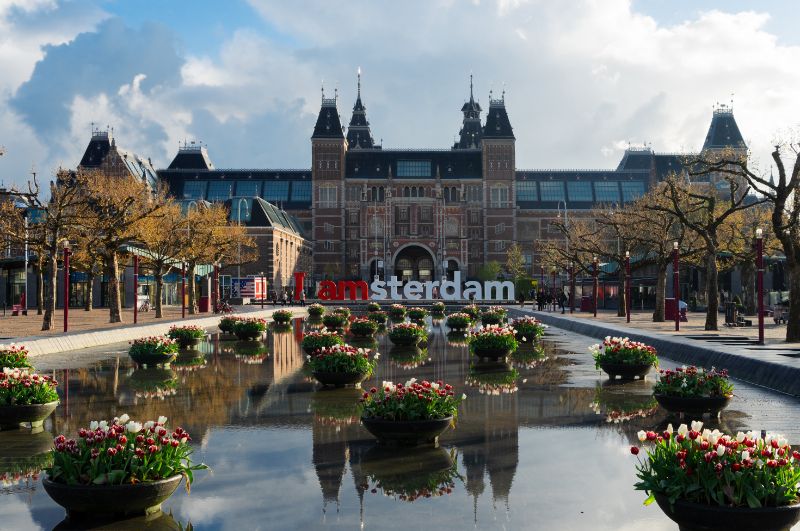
515;310;800;397
2;307;308;358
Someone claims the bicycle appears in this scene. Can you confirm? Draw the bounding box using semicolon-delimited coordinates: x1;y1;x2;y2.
138;300;151;312
215;300;233;314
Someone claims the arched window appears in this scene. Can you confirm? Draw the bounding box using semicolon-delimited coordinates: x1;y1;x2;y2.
366;188;372;202
378;186;385;202
404;186;410;197
411;187;418;198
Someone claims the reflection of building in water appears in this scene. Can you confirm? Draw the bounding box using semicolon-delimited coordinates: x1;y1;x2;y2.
312;416;352;514
269;329;305;384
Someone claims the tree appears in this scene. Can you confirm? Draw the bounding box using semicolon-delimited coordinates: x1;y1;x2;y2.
69;229;105;312
476;261;502;282
505;243;525;282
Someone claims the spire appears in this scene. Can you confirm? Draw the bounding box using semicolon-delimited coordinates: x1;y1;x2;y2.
454;73;483;149
312;82;345;139
346;67;376;149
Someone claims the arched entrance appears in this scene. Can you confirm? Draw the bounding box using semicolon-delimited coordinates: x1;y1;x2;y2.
393;245;436;282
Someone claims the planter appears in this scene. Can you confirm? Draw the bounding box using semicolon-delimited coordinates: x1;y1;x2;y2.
654;493;800;531
599;362;652;380
470;345;512;361
43;475;183;518
235;330;262;341
654;394;732;416
176;336;203;349
360;416;453;446
389;335;421;346
129;350;177;367
312;370;370;387
0;401;59;430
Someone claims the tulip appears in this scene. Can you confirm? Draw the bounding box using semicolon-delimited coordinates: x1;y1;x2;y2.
741;450;750;461
637;431;647;442
118;414;130;424
157;416;168;425
630;446;639;455
677;424;688;436
126;421;143;433
691;420;703;432
716;445;726;457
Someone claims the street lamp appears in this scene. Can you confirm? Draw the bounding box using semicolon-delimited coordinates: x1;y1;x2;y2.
185;201;198;317
181;261;186;319
592;256;599;318
133;254;139;324
625;251;631;323
569;261;575;314
236;198;250;297
63;240;71;333
673;241;680;332
756;228;764;345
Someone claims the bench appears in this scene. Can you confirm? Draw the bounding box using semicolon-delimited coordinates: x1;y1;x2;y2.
11;304;26;316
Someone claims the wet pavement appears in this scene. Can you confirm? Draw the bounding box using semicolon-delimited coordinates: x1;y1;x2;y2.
3;314;800;530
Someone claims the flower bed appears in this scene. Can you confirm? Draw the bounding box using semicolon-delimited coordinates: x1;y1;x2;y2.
430;301;446;314
307;344;378;381
232;317;267;340
332;306;351;318
0;368;58;406
654;366;733;398
361;379;463;421
272;309;293;324
388;304;407;319
461;304;480;320
590;336;658;379
167;325;206;347
468;325;518;359
218;315;240;334
350;317;379;337
388;322;428;346
466;364;519;395
446;313;472;331
322;313;349;330
367;302;381;313
632;421;800;523
307;303;325;317
367;310;388;324
0;345;32;370
302;330;344;354
511;316;547;342
128;337;179;367
480;305;507;325
407;307;429;321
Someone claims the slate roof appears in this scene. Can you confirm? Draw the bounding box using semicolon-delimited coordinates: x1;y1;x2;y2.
78;130;158;189
345;149;482;179
346;72;376;150
167;144;214;170
454;75;483;149
483;98;514;140
616;148;653;171
79;131;112;167
312;94;345;139
702;106;746;150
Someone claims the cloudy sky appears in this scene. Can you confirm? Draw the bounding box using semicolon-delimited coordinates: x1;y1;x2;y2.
1;0;799;190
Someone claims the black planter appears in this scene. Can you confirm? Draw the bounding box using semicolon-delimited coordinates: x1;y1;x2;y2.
599;362;652;380
360;416;453;445
654;394;733;416
129;350;177;367
43;475;183;518
176;336;203;348
470;345;513;361
312;370;370;387
654;493;800;531
389;335;421;346
0;401;59;430
235;330;263;341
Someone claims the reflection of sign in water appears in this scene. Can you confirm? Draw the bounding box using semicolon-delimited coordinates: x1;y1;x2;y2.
231;277;267;299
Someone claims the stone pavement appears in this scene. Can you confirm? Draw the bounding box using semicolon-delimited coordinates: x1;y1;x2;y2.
0;304;306;358
509;307;800;396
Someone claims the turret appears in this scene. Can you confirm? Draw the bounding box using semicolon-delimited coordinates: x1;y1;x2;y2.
346;68;377;149
453;74;483;149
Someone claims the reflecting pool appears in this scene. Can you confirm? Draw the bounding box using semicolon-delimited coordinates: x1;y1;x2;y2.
4;311;800;530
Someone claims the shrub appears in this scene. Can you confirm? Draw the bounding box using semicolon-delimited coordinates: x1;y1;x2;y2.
0;368;59;405
589;336;658;370
461;305;480;320
367;302;381;312
350;318;379;337
272;309;293;324
632;421;800;508
467;325;519;354
308;303;325;317
0;344;32;369
302;331;345;353
332;307;351;318
361;379;464;420
367;311;388;324
129;337;179;361
218;316;240;333
167;325;206;342
307;344;378;375
653;366;733;398
407;307;429;321
445;313;472;330
233;317;267;336
431;301;445;314
511;316;547;341
388;323;428;345
388;304;407;319
47;415;207;486
323;313;349;329
480;309;505;325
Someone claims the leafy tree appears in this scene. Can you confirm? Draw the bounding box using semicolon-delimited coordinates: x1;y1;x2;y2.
505;243;525;282
476;261;502;282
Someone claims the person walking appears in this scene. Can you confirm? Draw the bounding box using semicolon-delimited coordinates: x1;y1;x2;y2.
299;289;306;307
558;290;567;314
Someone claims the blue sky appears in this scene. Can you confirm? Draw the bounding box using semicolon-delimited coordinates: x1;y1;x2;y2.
0;0;799;189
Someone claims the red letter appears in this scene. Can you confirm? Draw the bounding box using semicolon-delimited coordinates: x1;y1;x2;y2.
293;272;305;300
337;280;369;301
318;280;339;301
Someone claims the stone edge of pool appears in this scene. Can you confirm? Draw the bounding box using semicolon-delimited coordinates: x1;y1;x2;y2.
513;309;800;397
2;307;307;358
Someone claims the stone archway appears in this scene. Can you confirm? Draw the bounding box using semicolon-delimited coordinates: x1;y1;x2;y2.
393;245;437;282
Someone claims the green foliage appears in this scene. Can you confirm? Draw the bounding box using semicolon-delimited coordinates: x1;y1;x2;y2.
505;243;526;280
468;326;519;354
511;316;547;340
350;318;379;337
367;302;381;312
218;316;239;333
461;305;480;320
128;337;179;362
232;318;267;335
476;261;502;282
301;331;344;353
590;337;658;370
307;303;325;317
0;369;59;405
388;323;428;345
167;325;206;341
430;302;445;314
322;313;349;329
272;309;293;324
367;311;388;324
389;304;407;319
307;344;377;375
361;379;462;421
0;345;32;369
332;307;351;317
407;307;429;321
445;313;472;330
653;366;734;398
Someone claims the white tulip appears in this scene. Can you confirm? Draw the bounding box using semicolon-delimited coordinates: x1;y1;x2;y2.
98;421;108;431
736;432;746;443
461;393;467;400
666;424;674;434
741;450;750;461
677;424;688;436
118;414;130;424
157;416;168;425
716;445;726;457
691;420;703;432
756;459;764;469
89;421;99;431
709;434;719;446
126;421;142;433
702;429;711;439
144;421;155;430
779;438;788;448
431;383;440;391
637;430;647;442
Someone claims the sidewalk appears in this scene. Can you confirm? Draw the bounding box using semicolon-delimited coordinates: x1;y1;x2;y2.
511;307;800;396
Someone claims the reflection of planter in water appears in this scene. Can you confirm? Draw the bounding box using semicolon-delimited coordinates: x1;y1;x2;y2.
509;345;547;369
654;493;800;531
466;362;519;395
361;416;453;446
128;350;176;368
654;394;732;416
0;429;53;489
127;368;178;400
359;446;460;502
43;475;183;519
271;323;293;333
389;346;429;370
312;370;370;387
175;336;203;349
52;509;184;531
470;345;513;361
171;352;207;371
446;331;470;346
599;362;652;380
0;401;59;431
592;385;658;423
349;336;378;350
311;388;362;426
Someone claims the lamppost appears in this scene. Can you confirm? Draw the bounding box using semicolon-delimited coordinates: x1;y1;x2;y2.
213;262;220;312
236;198;250;296
23;213;28;315
551;268;556;312
756;228;764;345
133;254;139;324
625;251;631;323
63;241;71;333
569;261;575;314
185;200;197;316
181;262;186;319
259;271;265;309
592;256;599;318
673;241;680;332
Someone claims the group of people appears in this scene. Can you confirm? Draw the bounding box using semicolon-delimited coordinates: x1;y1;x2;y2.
266;289;306;306
518;288;568;313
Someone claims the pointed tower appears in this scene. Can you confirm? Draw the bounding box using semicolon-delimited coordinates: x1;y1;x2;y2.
346;68;376;150
311;85;347;281
702;104;747;153
453;74;483;149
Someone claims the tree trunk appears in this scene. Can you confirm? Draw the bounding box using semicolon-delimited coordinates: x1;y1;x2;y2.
653;262;667;322
704;249;719;331
741;261;756;315
36;261;44;315
106;252;122;323
617;267;626;317
41;252;56;331
787;259;800;342
187;261;197;315
155;270;164;319
84;272;94;311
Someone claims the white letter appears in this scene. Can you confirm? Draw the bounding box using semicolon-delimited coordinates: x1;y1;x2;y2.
370;279;387;300
485;281;514;301
463;281;482;300
440;272;461;300
387;276;403;300
424;281;438;300
404;281;423;300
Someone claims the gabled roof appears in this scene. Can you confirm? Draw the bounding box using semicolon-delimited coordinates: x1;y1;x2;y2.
616;148;653;171
483;97;514;140
79;131;112;167
223;197;306;237
78;130;158;188
167;143;214;170
702;106;746;151
312;90;345;139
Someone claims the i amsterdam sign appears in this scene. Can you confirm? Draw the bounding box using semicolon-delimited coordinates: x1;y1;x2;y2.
293;272;514;302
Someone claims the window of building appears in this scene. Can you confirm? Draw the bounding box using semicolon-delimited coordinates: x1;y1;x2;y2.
346;185;361;202
445;217;459;237
495;223;505;234
594;181;621;203
490;185;508;207
349;211;359;224
319;185;338;207
369;216;383;237
230;199;252;223
494;240;506;251
235;181;261;197
539;181;565;202
397;160;431;177
420;206;432;222
263;181;289;202
183;181;207;199
349;229;358;240
324;240;333;251
420;224;431;236
621;181;646;202
467;185;482;203
207;181;233;201
397;207;409;222
567;181;593;202
469;227;481;239
516;181;537;201
324;223;334;234
348;246;359;258
290;181;312;202
469;210;480;224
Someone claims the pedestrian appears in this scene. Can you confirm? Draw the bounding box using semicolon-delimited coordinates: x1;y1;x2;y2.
518;291;526;308
282;291;289;306
299;289;306;307
558;290;567;314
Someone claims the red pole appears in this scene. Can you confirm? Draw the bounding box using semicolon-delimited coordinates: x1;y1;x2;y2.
592;257;598;318
181;263;186;319
625;252;631;323
757;229;764;345
63;246;70;333
569;263;575;314
133;255;139;324
673;243;680;332
213;264;219;313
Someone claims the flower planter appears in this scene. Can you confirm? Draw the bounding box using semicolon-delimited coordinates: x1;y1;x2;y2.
43;475;183;518
654;493;800;531
235;330;263;341
599;362;652;380
0;401;59;430
312;370;370;387
389;335;420;346
360;416;453;446
176;336;203;349
654;394;732;416
470;345;512;361
129;350;177;367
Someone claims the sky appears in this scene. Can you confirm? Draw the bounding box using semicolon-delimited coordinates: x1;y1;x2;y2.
0;0;799;190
